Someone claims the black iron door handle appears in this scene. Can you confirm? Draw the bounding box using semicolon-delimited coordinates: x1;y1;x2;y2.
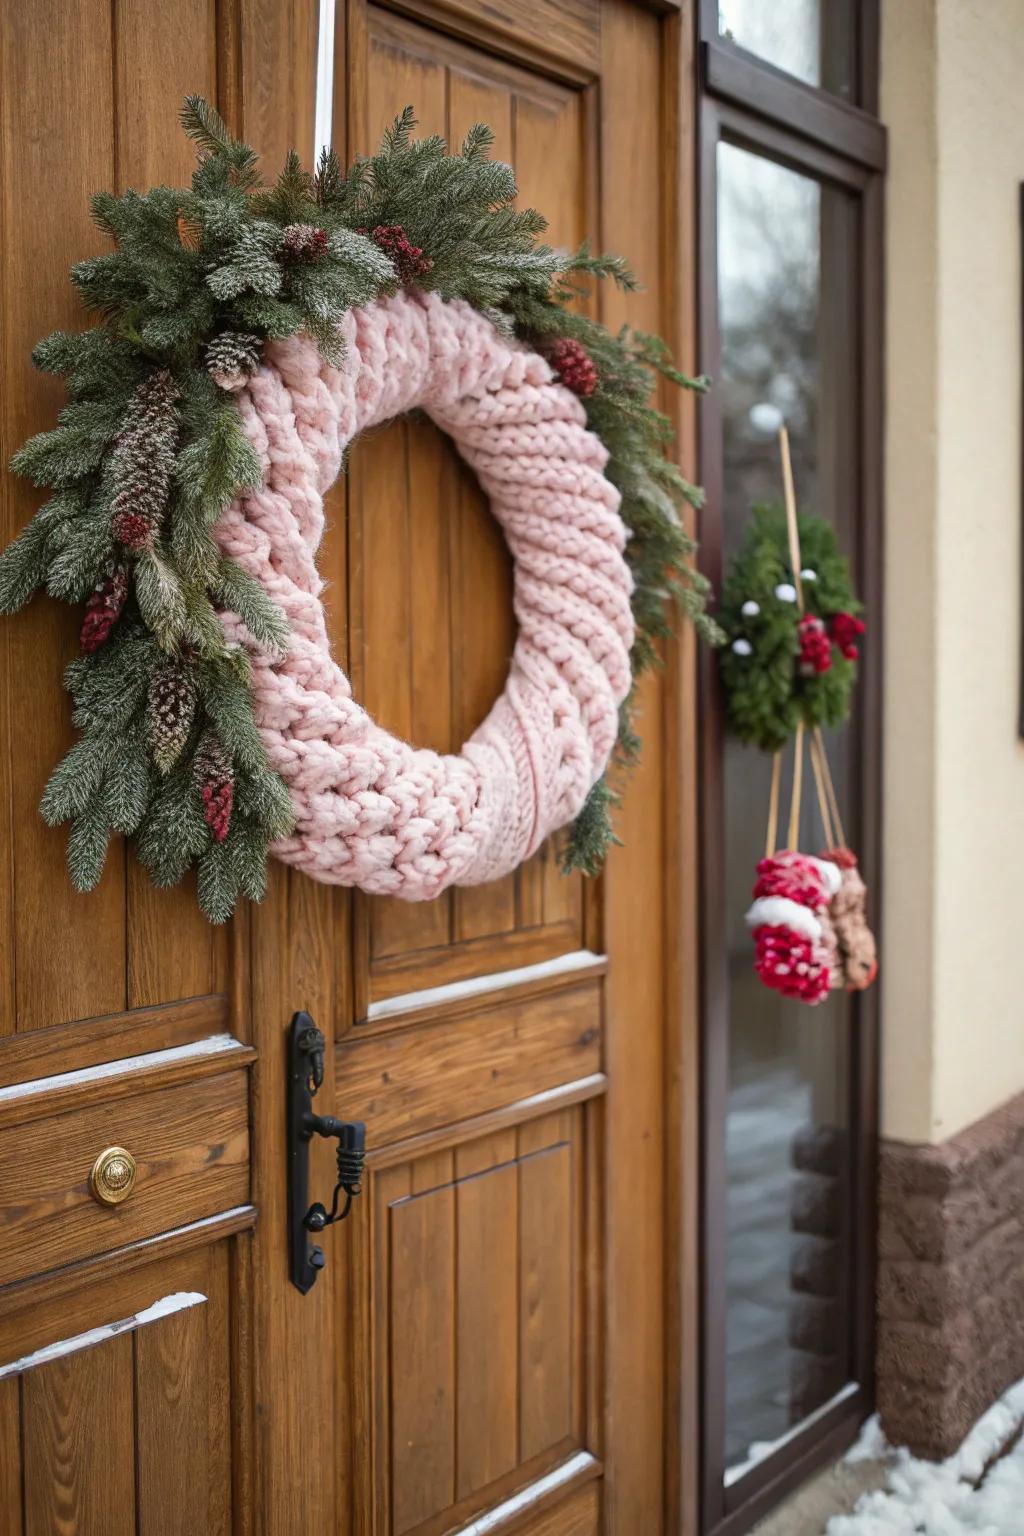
287;1011;366;1294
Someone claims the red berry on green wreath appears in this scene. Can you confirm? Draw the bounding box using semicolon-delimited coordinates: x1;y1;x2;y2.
364;224;433;285
830;610;865;660
797;613;832;674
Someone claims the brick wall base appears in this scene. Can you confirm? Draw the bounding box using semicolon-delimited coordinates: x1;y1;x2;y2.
877;1089;1024;1458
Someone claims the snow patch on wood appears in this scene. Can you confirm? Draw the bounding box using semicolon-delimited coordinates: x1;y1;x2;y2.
0;1291;207;1380
455;1451;595;1534
367;949;604;1022
0;1032;245;1103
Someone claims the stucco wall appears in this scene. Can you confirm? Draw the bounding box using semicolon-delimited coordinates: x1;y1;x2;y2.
882;0;1024;1142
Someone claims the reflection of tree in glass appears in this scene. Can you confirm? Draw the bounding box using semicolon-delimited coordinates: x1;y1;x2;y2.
718;0;821;87
717;143;821;551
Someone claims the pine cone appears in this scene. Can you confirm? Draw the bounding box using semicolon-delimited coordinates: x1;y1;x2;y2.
110;511;153;552
205;331;262;393
366;224;432;285
80;564;130;653
194;730;234;843
280;223;329;263
110;368;179;551
146;660;197;775
548;337;598;398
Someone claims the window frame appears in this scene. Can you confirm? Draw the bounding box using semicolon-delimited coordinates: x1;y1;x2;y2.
696;5;885;1533
700;0;880;124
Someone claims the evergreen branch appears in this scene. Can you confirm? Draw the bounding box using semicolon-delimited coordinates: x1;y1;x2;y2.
0;519;50;613
180;95;233;157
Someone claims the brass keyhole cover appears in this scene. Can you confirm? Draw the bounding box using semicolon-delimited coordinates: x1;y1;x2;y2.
89;1145;137;1207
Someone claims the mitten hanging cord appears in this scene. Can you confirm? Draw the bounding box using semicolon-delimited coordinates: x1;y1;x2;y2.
763;719;804;859
764;425;847;855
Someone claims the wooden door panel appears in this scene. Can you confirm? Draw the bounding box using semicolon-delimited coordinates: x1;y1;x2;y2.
0;1241;236;1536
335;3;687;1531
0;0;232;1038
0;8;313;1535
116;0;226;1011
341;967;603;1145
2;0;124;1034
364;1109;595;1536
22;1332;138;1536
349;10;592;1012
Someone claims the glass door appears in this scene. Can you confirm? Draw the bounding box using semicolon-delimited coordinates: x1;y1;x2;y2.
697;5;884;1531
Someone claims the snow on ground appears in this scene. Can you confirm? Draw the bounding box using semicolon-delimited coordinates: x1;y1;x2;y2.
827;1381;1024;1535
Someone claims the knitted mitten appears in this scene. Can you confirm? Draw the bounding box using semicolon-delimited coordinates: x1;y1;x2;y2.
746;851;842;1005
820;847;877;991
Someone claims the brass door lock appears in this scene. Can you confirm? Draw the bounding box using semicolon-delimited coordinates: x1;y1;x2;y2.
90;1146;137;1206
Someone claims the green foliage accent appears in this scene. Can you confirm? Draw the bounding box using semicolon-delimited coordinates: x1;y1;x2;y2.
560;779;622;879
718;505;862;753
1;97;718;918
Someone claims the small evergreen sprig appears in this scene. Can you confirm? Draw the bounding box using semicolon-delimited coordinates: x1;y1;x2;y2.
718;505;862;753
0;98;716;916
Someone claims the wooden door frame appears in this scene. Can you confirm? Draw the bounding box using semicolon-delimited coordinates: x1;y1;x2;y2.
661;5;704;1536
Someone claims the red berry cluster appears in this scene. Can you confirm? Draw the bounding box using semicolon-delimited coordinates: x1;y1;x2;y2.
366;224;433;285
797;614;832;674
548;337;598;399
830;610;865;660
280;223;329;263
754;925;832;1004
80;565;130;653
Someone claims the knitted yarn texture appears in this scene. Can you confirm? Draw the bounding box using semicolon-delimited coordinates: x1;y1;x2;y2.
216;290;635;900
746;851;841;1005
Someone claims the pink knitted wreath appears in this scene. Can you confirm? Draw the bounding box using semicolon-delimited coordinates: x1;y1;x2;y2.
215;290;634;900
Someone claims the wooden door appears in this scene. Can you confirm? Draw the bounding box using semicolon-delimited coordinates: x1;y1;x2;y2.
0;4;260;1531
0;2;700;1534
328;5;700;1532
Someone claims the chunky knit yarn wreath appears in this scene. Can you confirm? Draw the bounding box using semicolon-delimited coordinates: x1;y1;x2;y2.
224;292;632;898
0;98;716;921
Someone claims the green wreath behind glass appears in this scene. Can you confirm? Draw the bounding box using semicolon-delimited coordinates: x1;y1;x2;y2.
718;504;863;753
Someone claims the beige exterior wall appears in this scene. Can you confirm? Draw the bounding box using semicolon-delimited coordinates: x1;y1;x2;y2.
882;0;1024;1142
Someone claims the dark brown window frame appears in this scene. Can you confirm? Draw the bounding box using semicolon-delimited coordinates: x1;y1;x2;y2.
696;4;885;1533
